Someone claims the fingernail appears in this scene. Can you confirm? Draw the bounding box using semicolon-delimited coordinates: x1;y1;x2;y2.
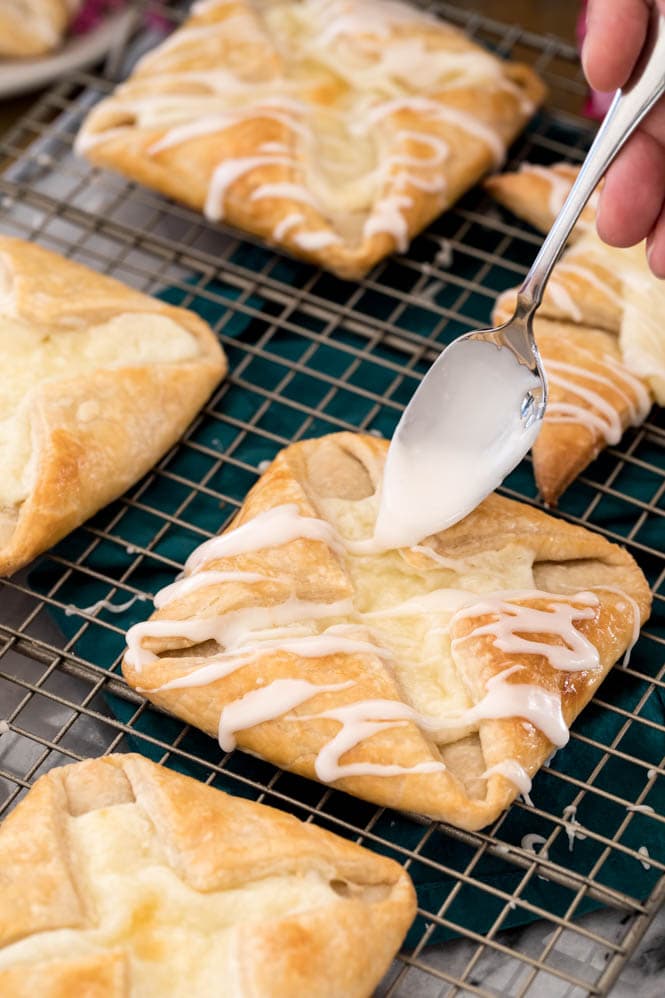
646;240;665;279
580;0;596;74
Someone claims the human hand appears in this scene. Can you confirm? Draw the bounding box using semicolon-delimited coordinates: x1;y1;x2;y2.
582;0;665;276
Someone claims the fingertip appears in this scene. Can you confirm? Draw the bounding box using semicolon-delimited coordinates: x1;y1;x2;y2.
596;133;665;248
582;0;650;93
647;222;665;279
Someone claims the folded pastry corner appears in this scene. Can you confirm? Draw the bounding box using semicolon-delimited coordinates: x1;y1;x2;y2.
0;237;226;576
76;0;545;278
0;753;415;996
0;0;81;58
122;432;651;831
487;163;660;504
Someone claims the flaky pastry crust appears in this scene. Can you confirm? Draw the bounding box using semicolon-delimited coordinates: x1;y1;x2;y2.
76;0;545;278
0;754;415;996
487;164;657;504
122;432;651;831
0;237;226;575
0;0;80;57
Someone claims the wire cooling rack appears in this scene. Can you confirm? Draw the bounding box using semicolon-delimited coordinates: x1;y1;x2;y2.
1;3;664;995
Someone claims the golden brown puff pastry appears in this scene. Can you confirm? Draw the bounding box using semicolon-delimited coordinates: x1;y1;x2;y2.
0;754;415;997
0;0;81;57
0;237;226;576
122;432;651;831
486;163;660;504
75;0;545;279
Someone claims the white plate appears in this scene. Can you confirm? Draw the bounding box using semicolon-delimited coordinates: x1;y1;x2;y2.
0;7;139;99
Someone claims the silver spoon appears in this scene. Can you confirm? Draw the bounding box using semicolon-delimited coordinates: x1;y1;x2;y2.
375;9;665;551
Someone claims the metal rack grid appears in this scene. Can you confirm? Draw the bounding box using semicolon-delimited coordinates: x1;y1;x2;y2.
0;3;664;995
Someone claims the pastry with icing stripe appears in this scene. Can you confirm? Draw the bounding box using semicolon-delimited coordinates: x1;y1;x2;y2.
0;237;226;576
486;163;659;505
0;0;81;57
0;754;415;996
122;432;650;831
76;0;545;278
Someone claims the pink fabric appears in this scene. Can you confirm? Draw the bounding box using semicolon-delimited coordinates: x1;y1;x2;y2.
576;0;614;121
70;0;126;34
70;0;171;35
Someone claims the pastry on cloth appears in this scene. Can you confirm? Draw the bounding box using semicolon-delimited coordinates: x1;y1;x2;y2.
0;236;226;576
122;432;651;831
0;753;415;997
0;0;81;58
486;163;659;504
75;0;545;279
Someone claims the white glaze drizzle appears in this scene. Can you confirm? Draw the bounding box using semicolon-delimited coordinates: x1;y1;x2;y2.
451;590;600;673
627;804;655;814
251;182;316;205
362;98;505;167
205;155;296;221
435;240;454;268
519;163;574;216
154;571;268;609
65;594;147;617
313;0;439;44
154;625;390;691
185;504;344;571
547;279;583;322
390;130;450;168
296;698;445;781
363;194;412;250
638;845;651;870
546;357;650;445
218;679;352;750
589;584;642;667
482;760;533;802
562;803;587;851
148;113;240;154
522;833;548;857
155;16;261;55
273;212;305;241
556;260;624;307
126;596;353;670
293;231;343;250
434;666;569;747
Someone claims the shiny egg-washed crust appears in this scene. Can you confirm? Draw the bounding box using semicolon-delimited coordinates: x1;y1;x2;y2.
77;0;545;279
0;0;79;57
122;432;651;831
486;164;624;331
0;754;415;997
0;237;226;576
493;308;649;504
486;166;654;505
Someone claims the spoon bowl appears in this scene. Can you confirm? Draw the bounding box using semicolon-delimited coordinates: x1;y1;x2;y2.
373;309;545;550
376;9;665;549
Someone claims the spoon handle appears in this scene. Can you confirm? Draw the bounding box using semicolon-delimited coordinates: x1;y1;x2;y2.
517;8;665;315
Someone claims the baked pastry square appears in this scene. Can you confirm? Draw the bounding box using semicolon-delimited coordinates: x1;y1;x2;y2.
0;753;415;996
123;432;651;831
0;236;226;575
0;0;81;57
486;163;659;504
76;0;545;278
